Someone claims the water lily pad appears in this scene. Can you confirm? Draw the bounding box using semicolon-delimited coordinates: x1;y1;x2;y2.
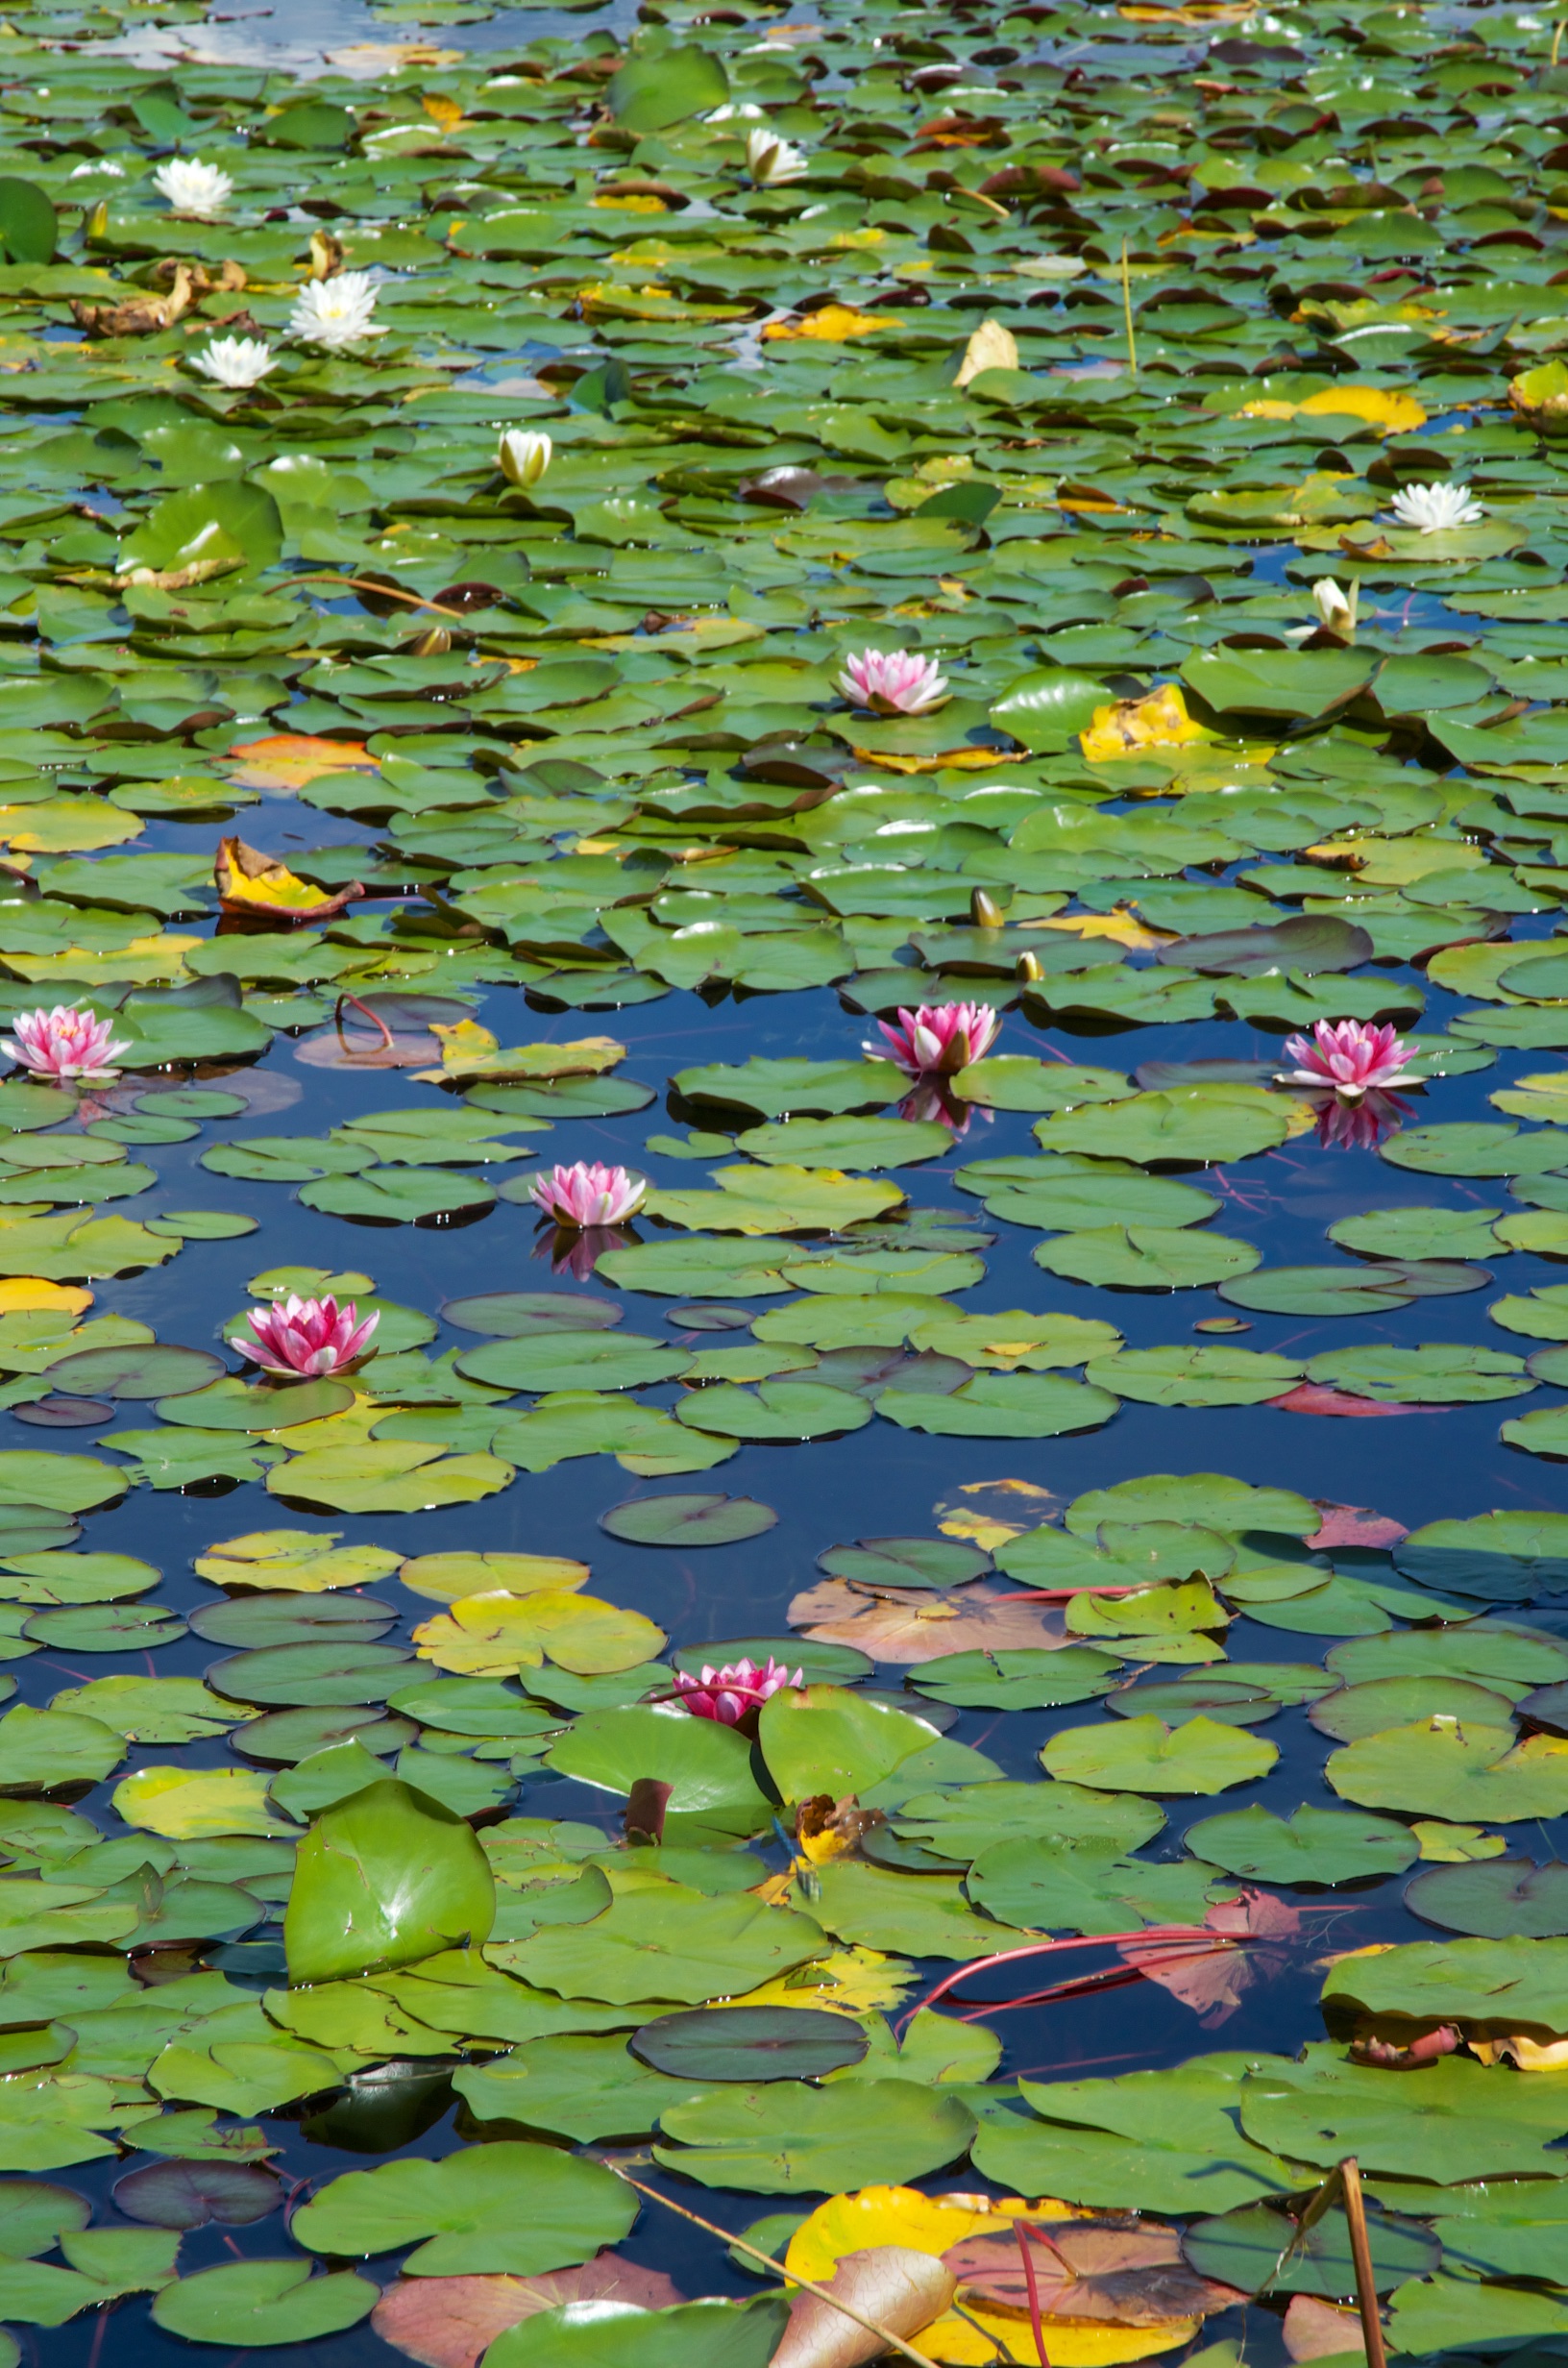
673;1061;898;1120
444;1293;622;1337
455;1333;688;1394
490;2296;788;2368
1042;1714;1278;1794
1240;2043;1568;2181
1086;1345;1302;1406
1328;1718;1568;1822
1220;1260;1488;1315
1306;1343;1532;1404
1405;1856;1568;1936
876;1370;1118;1437
495;1884;824;2007
544;1704;769;1820
630;2007;867;2083
1185;1802;1417;1886
654;2077;975;2195
907;1645;1121;1711
151;2260;379;2349
675;1381;871;1442
599;1495;777;1547
1184;2197;1438;2297
284;1778;495;1984
1311;1675;1519;1740
113;2160;281;2231
1035;1224;1261;1290
269;1443;515;1517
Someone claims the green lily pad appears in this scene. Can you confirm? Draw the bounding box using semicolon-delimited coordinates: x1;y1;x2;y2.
599;1495;777;1547
631;2007;867;2083
455;1333;689;1394
906;1646;1121;1710
1240;2042;1568;2181
1184;2197;1438;2297
1405;1856;1568;1937
1186;1802;1418;1886
654;2076;975;2195
151;2260;379;2349
1393;1512;1568;1600
1306;1343;1533;1403
1328;1718;1568;1822
292;2141;635;2276
283;1778;495;1984
1034;1224;1261;1290
1085;1345;1301;1406
1042;1714;1278;1794
494;1884;824;2007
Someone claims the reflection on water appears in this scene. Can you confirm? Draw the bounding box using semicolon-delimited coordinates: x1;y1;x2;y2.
109;0;639;72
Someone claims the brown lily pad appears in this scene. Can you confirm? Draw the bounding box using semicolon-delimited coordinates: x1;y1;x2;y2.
371;2255;685;2368
944;2219;1242;2328
786;1578;1068;1665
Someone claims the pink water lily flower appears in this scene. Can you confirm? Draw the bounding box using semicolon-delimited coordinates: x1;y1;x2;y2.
529;1162;646;1229
1280;1019;1416;1099
869;1001;1000;1078
1;1005;130;1084
672;1657;804;1727
834;649;950;714
235;1295;380;1378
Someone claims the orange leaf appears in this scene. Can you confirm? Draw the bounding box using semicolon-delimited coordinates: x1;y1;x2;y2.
225;735;377;791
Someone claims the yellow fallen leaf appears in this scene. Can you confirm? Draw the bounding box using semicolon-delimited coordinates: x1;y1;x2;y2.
954;318;1019;387
1411;1818;1507;1862
215;836;360;921
784;2186;1188;2366
412;1587;665;1676
764;305;903;342
1473;2034;1568;2069
113;1764;298;1839
0;1279;90;1315
1239;384;1425;436
730;1946;911;2014
1031;910;1174;950
417;1025;626;1084
935;1476;1056;1550
192;1527;402;1592
399;1551;590;1604
421;91;464;129
1080;683;1204;763
926;2308;1192;2365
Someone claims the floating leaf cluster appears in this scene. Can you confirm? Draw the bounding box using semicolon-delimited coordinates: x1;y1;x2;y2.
0;0;1564;2361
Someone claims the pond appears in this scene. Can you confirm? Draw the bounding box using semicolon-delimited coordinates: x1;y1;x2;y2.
0;0;1563;2363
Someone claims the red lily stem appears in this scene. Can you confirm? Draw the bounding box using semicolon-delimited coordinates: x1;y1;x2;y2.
334;992;394;1050
905;1924;1220;2031
1016;2223;1051;2368
953;1942;1238;2023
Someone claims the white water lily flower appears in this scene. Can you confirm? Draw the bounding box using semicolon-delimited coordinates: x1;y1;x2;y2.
190;336;276;390
152;157;233;219
747;126;809;185
499;429;551;488
705;102;765;122
69;159;124;180
1311;578;1358;634
286;270;384;351
1389;480;1483;534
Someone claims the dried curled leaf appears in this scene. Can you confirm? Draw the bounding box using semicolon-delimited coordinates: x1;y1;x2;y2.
772;2245;956;2368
